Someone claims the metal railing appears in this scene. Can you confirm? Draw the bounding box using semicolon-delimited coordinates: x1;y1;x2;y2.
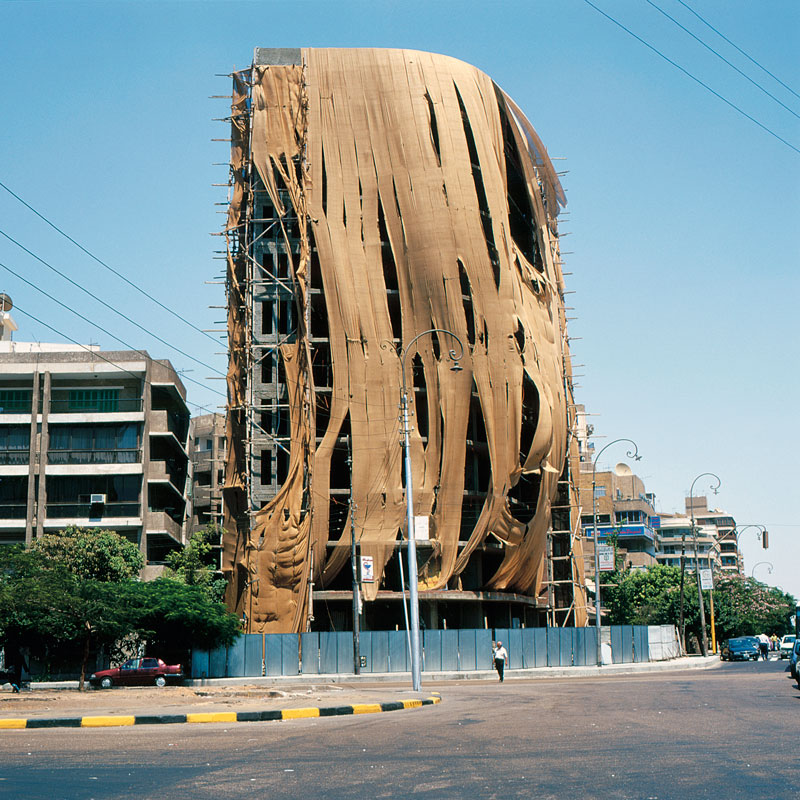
46;502;141;518
47;449;141;465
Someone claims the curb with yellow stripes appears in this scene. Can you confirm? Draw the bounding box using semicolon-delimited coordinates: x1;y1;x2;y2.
0;695;441;730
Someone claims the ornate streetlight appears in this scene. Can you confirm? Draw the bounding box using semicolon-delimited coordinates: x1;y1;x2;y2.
383;329;464;691
679;472;720;657
751;561;773;580
732;525;768;574
591;438;641;666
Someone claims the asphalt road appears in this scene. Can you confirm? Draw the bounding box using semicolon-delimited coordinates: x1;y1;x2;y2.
0;660;797;800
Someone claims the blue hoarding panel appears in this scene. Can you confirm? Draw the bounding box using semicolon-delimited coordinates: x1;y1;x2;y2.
546;629;561;667
534;628;548;667
388;630;408;672
337;632;352;674
301;632;319;674
208;645;227;678
227;637;245;677
458;629;477;671
371;631;390;673
265;634;282;676
244;635;263;677
191;649;209;679
423;629;442;672
622;626;634;663
281;634;299;675
319;632;337;674
610;626;623;664
633;626;648;662
441;630;459;671
559;628;575;667
521;629;535;668
476;629;493;670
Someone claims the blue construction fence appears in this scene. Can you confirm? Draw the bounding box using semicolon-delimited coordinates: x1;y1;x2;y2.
191;625;652;679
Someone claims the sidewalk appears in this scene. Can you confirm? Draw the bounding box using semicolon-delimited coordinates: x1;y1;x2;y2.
0;654;719;727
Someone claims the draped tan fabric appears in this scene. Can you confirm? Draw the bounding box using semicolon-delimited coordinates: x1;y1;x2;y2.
223;48;586;632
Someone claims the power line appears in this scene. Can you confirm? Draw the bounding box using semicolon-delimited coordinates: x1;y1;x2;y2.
675;0;800;103
0;228;226;378
0;179;223;346
11;303;221;416
0;258;227;400
581;0;800;155
644;0;800;121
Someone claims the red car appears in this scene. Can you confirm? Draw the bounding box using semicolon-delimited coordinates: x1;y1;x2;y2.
89;657;183;689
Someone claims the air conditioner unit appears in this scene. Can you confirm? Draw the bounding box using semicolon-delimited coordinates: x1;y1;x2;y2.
90;494;106;504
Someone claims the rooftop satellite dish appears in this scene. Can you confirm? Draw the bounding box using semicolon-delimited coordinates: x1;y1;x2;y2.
0;293;12;312
614;462;632;477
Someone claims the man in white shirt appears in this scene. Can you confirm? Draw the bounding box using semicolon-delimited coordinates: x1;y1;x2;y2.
493;641;508;682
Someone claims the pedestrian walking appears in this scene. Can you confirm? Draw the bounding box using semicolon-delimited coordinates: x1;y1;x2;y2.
757;633;770;661
493;641;508;682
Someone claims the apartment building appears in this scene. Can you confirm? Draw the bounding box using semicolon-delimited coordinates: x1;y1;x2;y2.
578;466;659;573
0;340;191;568
654;514;720;571
189;412;225;532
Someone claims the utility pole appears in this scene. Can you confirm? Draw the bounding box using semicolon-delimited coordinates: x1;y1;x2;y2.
350;497;360;675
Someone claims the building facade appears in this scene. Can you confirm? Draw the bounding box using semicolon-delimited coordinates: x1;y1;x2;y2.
685;495;740;574
222;47;587;633
189;412;226;532
0;341;191;569
654;514;720;572
578;467;659;573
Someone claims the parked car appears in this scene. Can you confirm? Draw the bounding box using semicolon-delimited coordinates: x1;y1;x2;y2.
720;637;760;661
789;640;800;679
89;657;183;689
779;634;796;659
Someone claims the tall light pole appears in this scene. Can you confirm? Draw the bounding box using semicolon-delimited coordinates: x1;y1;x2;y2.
591;438;641;666
682;472;720;657
384;329;464;691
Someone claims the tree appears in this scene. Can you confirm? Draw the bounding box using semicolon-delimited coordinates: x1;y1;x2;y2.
164;524;226;602
602;564;796;652
0;530;240;688
30;525;144;582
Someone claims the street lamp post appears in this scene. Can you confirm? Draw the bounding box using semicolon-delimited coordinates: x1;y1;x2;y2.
384;329;464;692
681;472;720;657
751;561;773;580
732;525;768;575
591;438;641;666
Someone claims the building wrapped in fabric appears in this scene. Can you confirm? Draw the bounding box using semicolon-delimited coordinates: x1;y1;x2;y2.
222;47;587;633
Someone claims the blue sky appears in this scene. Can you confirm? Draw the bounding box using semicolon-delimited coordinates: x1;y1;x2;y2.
1;0;797;602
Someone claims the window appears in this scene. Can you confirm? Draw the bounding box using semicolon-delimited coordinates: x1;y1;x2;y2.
0;389;32;413
68;388;119;412
593;486;606;498
0;425;30;464
261;450;272;484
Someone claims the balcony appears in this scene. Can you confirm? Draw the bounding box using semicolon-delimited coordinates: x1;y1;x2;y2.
148;460;187;494
0;503;27;519
0;450;29;465
145;510;182;541
49;398;143;414
48;449;141;465
150;410;189;448
46;502;141;519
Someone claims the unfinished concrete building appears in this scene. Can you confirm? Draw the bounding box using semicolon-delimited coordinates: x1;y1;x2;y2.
222;47;587;633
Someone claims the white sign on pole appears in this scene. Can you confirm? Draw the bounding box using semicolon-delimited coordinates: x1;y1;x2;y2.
597;544;615;572
413;515;430;541
699;568;713;591
360;555;374;583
